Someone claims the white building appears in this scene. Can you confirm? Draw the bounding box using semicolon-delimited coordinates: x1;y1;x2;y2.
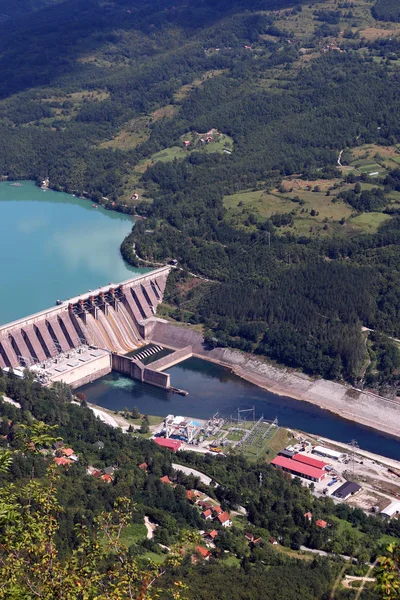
313;445;343;460
381;501;400;519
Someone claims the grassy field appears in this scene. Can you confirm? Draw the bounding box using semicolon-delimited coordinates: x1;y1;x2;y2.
224;142;400;239
119;522;148;547
151;132;234;164
350;212;391;233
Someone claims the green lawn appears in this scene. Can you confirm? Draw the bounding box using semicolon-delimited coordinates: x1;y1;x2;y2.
224;555;241;567
119;523;148;547
140;551;167;564
150;133;234;165
350;212;391;233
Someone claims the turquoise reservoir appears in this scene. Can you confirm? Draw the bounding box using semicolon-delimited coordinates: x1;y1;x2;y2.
0;181;143;324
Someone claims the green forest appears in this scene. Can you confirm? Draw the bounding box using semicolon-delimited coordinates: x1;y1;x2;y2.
1;0;400;386
0;370;398;598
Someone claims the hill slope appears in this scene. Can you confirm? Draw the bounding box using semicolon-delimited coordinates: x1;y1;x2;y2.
1;0;400;389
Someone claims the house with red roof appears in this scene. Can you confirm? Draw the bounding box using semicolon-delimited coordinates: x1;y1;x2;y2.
204;530;218;542
160;475;173;485
101;474;112;484
217;512;232;527
61;448;74;457
187;490;200;502
202;509;213;520
316;519;328;529
139;462;148;471
245;532;262;545
54;457;72;467
304;511;313;521
195;545;211;560
213;505;223;516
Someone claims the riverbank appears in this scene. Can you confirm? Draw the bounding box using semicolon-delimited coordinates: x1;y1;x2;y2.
149;322;400;440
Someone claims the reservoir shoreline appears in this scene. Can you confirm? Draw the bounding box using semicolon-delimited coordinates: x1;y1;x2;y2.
149;322;400;441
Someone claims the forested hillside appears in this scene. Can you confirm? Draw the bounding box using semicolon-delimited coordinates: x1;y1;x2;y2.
372;0;400;22
0;0;64;21
2;0;400;388
0;370;398;598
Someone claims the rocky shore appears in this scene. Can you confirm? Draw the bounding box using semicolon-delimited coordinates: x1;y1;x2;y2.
149;322;400;439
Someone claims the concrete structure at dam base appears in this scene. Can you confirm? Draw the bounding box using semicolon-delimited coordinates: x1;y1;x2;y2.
0;267;192;392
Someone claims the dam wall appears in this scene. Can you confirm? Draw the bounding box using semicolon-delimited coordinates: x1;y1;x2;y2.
0;267;170;370
150;346;193;371
112;352;170;389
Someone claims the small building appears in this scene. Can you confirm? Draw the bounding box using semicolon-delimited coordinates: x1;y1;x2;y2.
278;449;296;459
54;457;72;467
195;545;211;561
304;511;312;522
217;512;232;528
139;462;148;471
160;475;173;485
154;437;182;452
315;519;328;529
293;453;327;470
333;481;361;500
61;448;74;457
183;140;191;147
198;500;212;510
381;501;400;519
269;537;278;545
186;490;198;502
213;505;223;516
312;446;343;461
271;456;326;482
101;474;112;483
103;466;115;476
245;532;261;544
204;530;218;541
93;441;105;450
203;509;213;521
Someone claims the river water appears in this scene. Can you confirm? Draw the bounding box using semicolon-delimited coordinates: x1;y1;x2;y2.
1;181;399;459
79;357;400;461
0;180;142;325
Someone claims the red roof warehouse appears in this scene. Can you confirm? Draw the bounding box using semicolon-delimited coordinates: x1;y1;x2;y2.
292;454;327;470
271;456;326;482
154;438;182;452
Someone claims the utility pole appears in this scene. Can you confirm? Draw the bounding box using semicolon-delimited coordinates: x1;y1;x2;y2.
350;439;359;477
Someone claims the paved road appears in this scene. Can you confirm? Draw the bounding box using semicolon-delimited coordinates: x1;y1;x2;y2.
1;395;21;408
172;463;212;486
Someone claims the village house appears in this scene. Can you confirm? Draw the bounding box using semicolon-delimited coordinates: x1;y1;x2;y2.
139;462;148;471
194;546;211;561
160;475;173;485
304;511;313;522
217;512;232;528
54;457;73;467
316;519;328;529
204;530;218;542
245;532;262;545
202;509;213;521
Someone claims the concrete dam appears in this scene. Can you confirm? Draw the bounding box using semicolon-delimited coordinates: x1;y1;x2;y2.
0;267;189;389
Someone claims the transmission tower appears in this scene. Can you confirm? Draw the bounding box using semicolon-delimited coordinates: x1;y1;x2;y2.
350;439;359;477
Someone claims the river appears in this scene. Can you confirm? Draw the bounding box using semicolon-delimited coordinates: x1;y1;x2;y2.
0;180;143;325
1;181;399;460
78;357;400;461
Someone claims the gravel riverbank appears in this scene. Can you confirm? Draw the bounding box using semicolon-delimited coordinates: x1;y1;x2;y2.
150;322;400;440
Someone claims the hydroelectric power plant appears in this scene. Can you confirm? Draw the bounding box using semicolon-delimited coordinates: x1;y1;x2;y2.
0;266;192;391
